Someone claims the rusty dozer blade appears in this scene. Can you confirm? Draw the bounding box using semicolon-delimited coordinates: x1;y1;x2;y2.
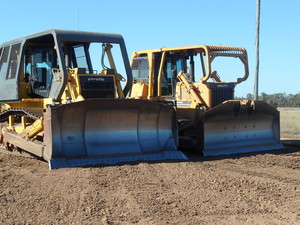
202;100;283;156
43;99;186;169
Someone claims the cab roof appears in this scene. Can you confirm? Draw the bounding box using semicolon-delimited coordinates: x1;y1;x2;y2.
0;29;125;47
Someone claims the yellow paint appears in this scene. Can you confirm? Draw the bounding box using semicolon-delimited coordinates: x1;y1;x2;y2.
131;44;249;110
8;115;15;129
130;82;148;99
21;116;27;130
27;119;43;138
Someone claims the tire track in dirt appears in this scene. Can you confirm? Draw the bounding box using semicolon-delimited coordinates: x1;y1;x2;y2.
1;148;300;225
214;154;300;185
117;162;211;224
203;153;300;224
109;163;174;225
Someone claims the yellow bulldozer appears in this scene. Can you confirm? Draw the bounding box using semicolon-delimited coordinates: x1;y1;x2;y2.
0;30;186;169
130;45;282;155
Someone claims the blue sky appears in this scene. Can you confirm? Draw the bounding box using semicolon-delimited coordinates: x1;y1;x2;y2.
1;0;299;97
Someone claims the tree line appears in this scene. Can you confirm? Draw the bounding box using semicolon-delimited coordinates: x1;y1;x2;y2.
237;92;300;107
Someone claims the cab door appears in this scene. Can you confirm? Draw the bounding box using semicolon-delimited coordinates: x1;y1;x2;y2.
161;57;184;97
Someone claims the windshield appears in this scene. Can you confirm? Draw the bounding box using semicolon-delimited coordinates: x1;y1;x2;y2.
63;42;126;78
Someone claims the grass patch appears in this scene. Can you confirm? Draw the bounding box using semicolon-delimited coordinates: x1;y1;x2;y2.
278;107;300;139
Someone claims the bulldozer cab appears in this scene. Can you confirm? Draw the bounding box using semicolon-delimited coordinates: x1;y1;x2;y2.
131;52;183;99
131;45;249;107
0;30;133;103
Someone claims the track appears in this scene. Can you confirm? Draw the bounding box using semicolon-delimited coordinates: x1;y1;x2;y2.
0;142;299;224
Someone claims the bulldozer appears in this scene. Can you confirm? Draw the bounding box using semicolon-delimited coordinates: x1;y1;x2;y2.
0;30;186;169
130;45;282;156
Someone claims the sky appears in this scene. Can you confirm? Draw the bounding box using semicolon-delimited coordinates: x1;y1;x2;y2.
1;0;299;97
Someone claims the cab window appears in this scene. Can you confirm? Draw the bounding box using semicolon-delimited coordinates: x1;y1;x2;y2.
25;47;57;98
6;43;21;79
131;57;149;82
0;46;10;79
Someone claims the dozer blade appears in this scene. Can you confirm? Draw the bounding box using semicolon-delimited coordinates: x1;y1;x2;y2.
202;100;283;156
43;99;186;169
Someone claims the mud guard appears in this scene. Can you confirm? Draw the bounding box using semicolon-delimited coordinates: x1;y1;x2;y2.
43;99;186;169
202;100;283;156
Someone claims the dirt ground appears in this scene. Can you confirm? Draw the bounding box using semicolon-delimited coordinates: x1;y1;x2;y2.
0;138;299;225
